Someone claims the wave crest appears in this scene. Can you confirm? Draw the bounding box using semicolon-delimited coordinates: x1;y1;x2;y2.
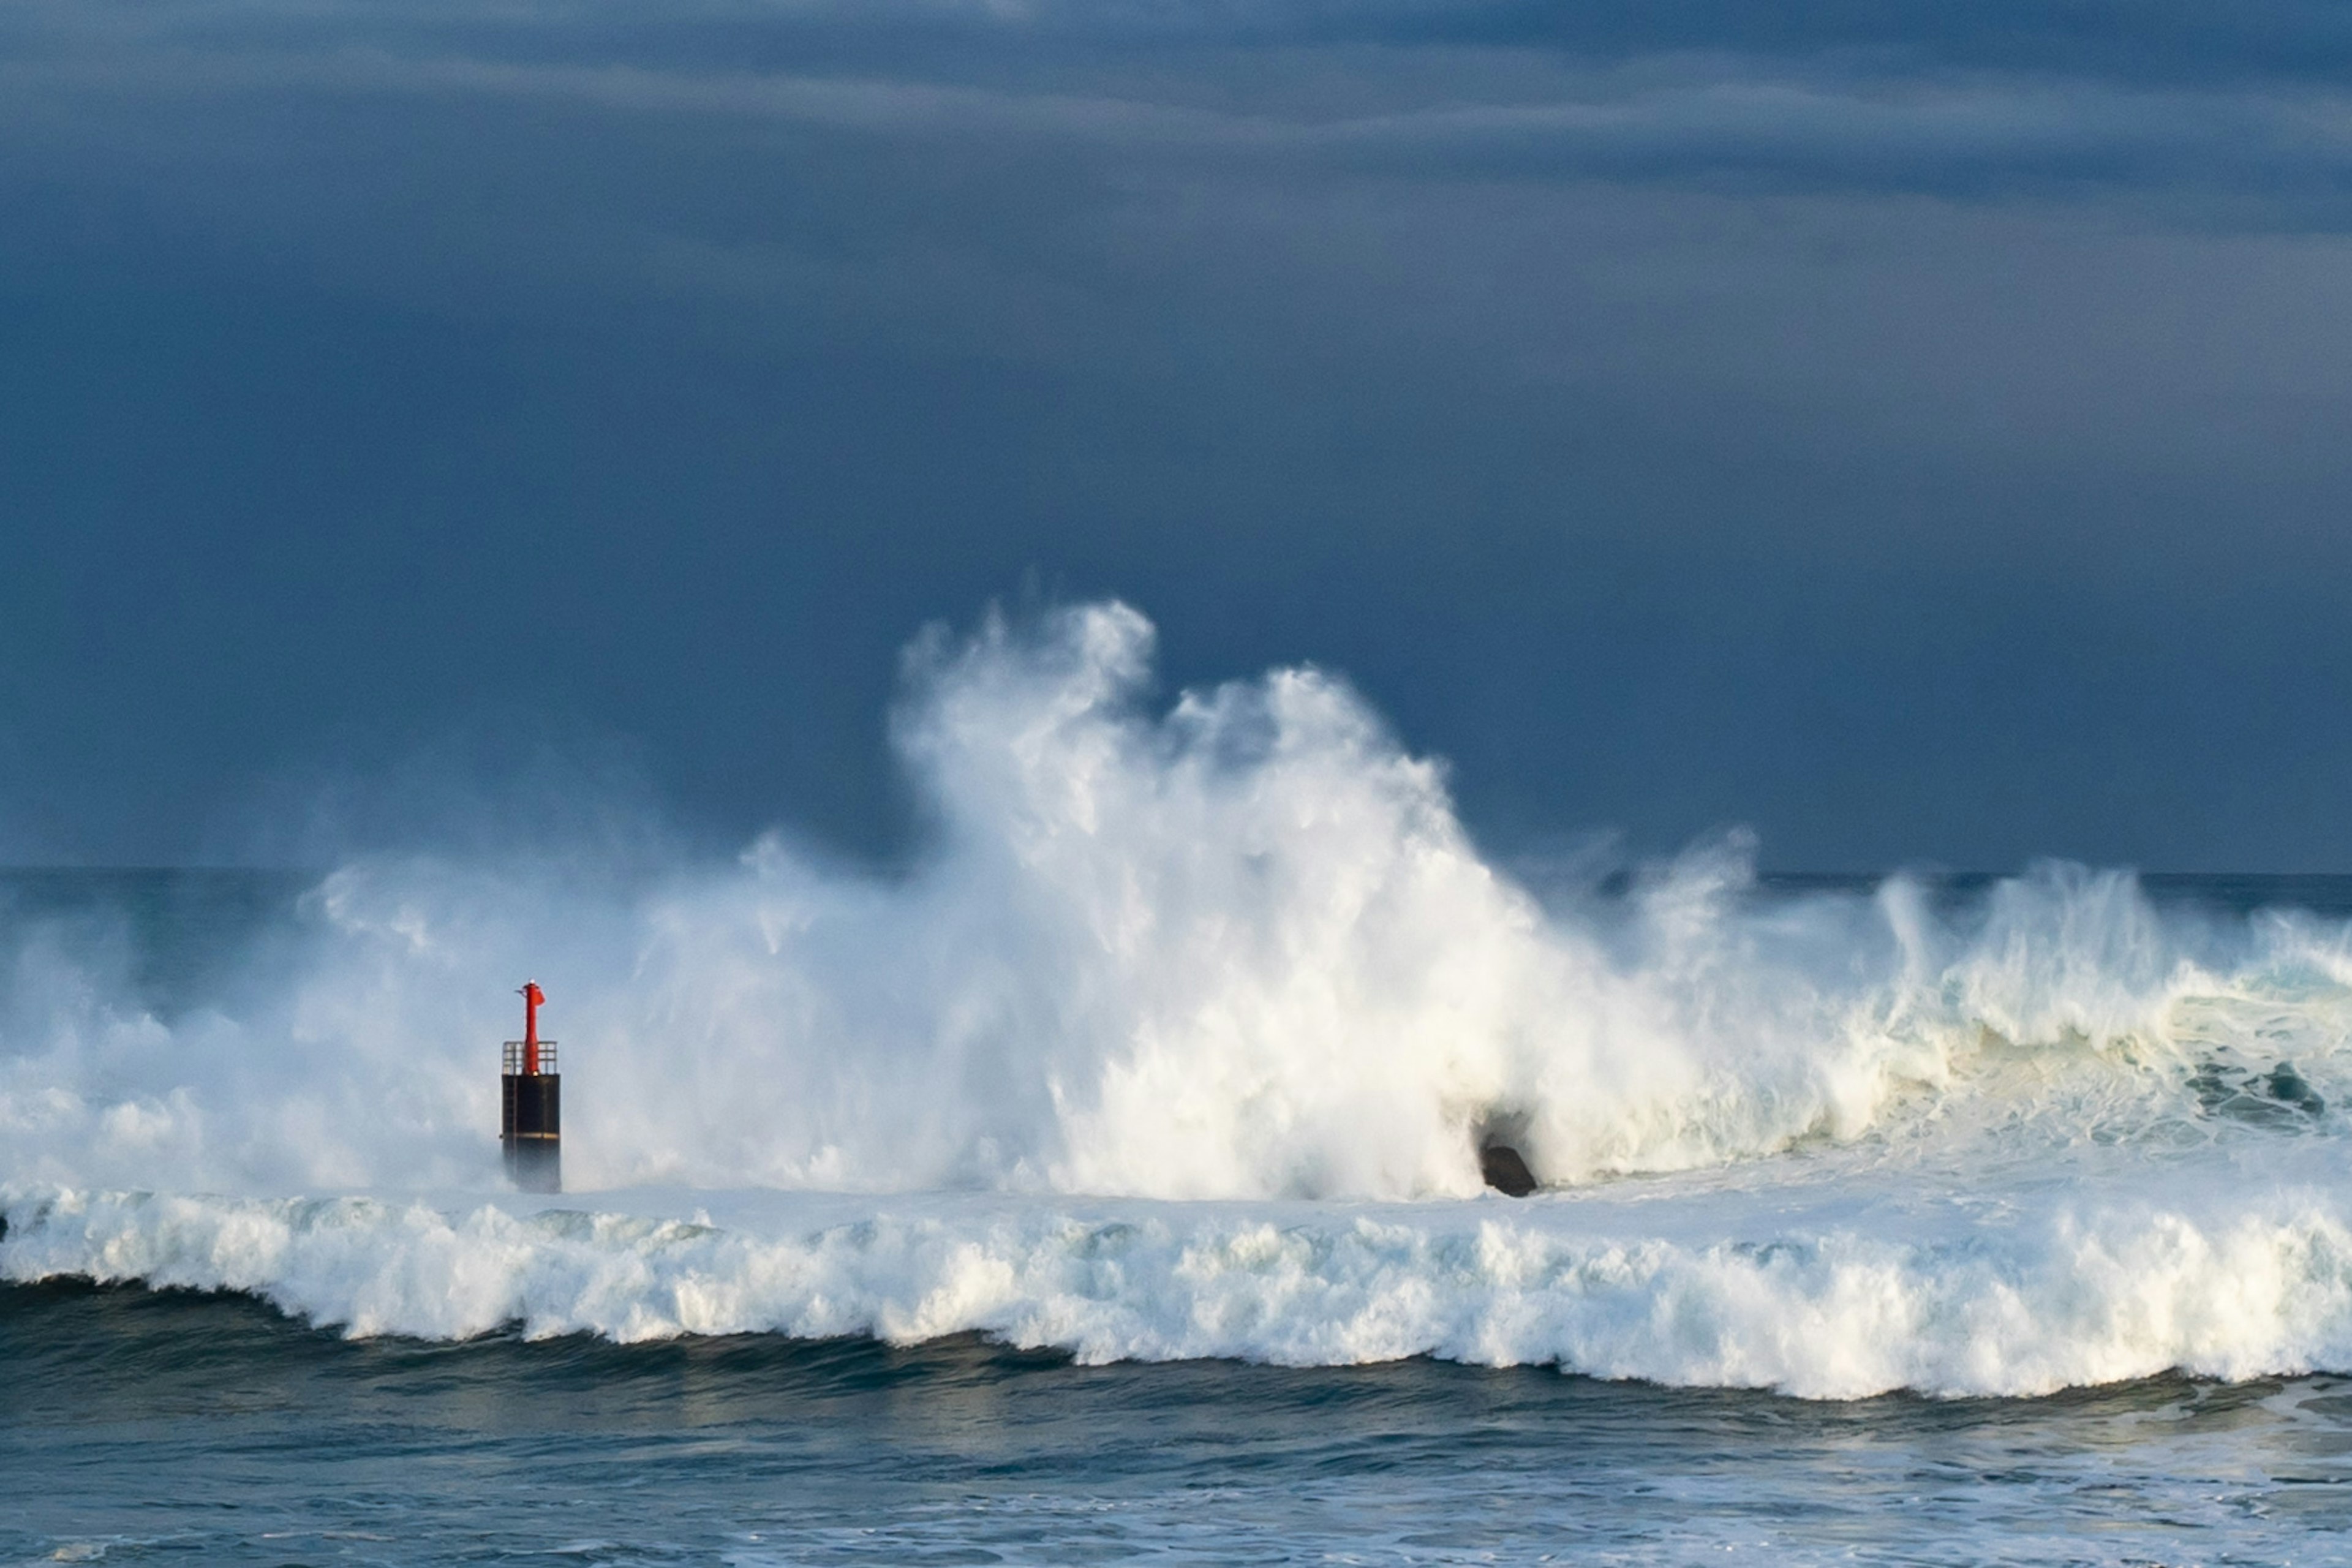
9;1182;2352;1400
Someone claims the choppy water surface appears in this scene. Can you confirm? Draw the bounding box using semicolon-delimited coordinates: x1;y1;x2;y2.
10;1278;2352;1566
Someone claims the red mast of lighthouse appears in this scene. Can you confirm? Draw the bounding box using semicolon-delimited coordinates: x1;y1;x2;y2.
521;981;545;1076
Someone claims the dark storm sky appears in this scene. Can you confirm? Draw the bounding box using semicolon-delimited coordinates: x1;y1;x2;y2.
6;1;2352;870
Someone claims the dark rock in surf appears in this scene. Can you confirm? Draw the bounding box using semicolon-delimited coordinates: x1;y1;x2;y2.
2190;1056;2328;1127
1480;1144;1537;1197
2266;1062;2326;1117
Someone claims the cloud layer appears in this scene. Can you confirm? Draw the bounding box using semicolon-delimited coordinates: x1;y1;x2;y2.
4;0;2351;867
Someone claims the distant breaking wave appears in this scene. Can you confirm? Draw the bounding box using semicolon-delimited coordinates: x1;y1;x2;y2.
6;600;2352;1395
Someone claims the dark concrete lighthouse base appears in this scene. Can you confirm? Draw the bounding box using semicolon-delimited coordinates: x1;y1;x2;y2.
501;1072;561;1194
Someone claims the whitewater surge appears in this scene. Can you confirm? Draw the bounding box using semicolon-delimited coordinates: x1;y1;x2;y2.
9;600;2352;1395
8;1177;2352;1400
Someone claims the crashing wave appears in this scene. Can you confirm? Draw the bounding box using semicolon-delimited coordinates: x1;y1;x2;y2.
4;602;2346;1202
7;1180;2352;1400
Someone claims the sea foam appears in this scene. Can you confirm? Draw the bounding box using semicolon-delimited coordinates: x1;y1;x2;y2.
7;1178;2351;1399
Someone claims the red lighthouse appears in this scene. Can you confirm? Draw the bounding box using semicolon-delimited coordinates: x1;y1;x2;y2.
500;981;561;1192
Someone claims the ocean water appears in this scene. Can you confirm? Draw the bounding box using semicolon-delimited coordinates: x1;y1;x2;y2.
11;605;2352;1562
10;1281;2352;1567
